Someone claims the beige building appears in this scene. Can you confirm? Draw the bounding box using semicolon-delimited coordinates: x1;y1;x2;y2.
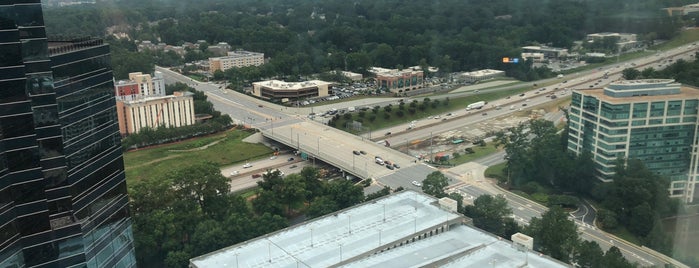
521;45;568;59
114;71;166;101
116;91;195;135
459;69;505;83
209;50;264;72
252;80;333;100
370;67;424;93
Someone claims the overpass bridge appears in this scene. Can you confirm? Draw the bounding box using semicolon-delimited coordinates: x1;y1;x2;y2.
260;120;438;183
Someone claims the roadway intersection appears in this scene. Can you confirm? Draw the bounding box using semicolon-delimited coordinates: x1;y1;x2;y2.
154;43;699;267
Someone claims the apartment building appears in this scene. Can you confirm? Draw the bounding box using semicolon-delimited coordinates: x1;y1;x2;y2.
209;50;265;72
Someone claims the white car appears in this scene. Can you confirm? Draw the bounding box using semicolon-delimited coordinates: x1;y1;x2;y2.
243;163;252;168
230;170;240;176
412;181;422;187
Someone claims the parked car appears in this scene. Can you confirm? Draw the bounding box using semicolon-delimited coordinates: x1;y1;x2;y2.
353;150;361;155
412;181;422;187
287;157;294;161
252;174;261;178
230;170;240;176
393;163;400;169
243;163;252;168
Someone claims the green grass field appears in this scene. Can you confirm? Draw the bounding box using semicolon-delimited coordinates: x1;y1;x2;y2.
123;130;272;183
447;143;501;166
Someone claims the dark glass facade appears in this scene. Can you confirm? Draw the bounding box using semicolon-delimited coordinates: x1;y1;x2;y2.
0;1;135;267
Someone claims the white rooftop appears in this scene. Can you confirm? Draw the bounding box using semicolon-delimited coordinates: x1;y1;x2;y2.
253;80;332;90
461;69;504;77
190;191;567;268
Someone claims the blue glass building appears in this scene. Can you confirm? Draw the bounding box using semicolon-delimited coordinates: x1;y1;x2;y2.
568;79;699;203
0;1;136;267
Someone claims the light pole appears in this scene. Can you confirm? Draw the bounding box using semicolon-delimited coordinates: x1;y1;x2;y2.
352;153;355;170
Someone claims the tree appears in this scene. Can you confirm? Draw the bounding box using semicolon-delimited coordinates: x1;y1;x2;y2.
422;171;448;198
622;68;641;80
524;206;579;262
464;195;514;237
170;162;231;220
306;196;340;219
602;246;635;268
494;123;530;186
573;241;604;268
325;180;364;208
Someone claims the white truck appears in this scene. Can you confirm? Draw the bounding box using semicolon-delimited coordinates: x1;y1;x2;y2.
466;101;486;110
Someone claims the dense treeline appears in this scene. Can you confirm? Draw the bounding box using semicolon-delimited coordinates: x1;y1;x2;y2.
130;163;369;267
44;0;691;81
623;55;699;86
495;119;680;260
421;175;635;267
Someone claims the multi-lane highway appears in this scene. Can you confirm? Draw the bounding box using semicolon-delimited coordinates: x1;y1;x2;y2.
154;42;698;267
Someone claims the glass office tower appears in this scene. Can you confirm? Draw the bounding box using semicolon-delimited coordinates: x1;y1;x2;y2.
0;1;135;267
567;79;699;203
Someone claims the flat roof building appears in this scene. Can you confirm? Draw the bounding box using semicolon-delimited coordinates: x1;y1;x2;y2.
459;69;506;83
115;71;166;101
252;80;333;100
116;91;195;135
209;50;264;72
521;46;568;59
567;79;699;202
189;191;567;268
341;71;363;81
370;67;424;93
586;32;639;51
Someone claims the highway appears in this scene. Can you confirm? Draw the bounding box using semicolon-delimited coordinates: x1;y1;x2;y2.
153;43;698;267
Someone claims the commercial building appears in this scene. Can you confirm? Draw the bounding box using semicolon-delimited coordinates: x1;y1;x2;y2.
114;71;166;101
116;92;196;135
459;69;506;83
586;32;639;51
189;191;566;268
0;1;135;267
209;50;265;72
567;79;699;202
521;46;569;59
663;2;699;16
370;67;424;93
341;71;363;81
252;80;333;100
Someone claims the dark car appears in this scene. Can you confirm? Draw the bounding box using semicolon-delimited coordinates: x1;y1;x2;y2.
482;113;487;116
360;150;367;155
353;150;361;155
287;157;294;161
386;164;395;170
385;132;392;136
252;174;262;178
522;103;528;106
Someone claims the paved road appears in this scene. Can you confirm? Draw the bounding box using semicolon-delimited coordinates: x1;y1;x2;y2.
154;42;698;267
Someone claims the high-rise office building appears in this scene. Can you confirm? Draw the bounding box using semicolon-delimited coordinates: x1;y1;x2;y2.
567;79;699;203
0;1;136;267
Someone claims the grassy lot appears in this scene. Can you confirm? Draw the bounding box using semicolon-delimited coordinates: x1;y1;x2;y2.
123;130;272;183
484;162;507;182
447;143;501;166
652;28;699;50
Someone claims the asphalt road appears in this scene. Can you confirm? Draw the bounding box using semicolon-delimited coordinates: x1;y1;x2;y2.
153;43;699;267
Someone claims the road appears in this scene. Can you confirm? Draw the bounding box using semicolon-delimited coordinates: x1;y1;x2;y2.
154;43;698;267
